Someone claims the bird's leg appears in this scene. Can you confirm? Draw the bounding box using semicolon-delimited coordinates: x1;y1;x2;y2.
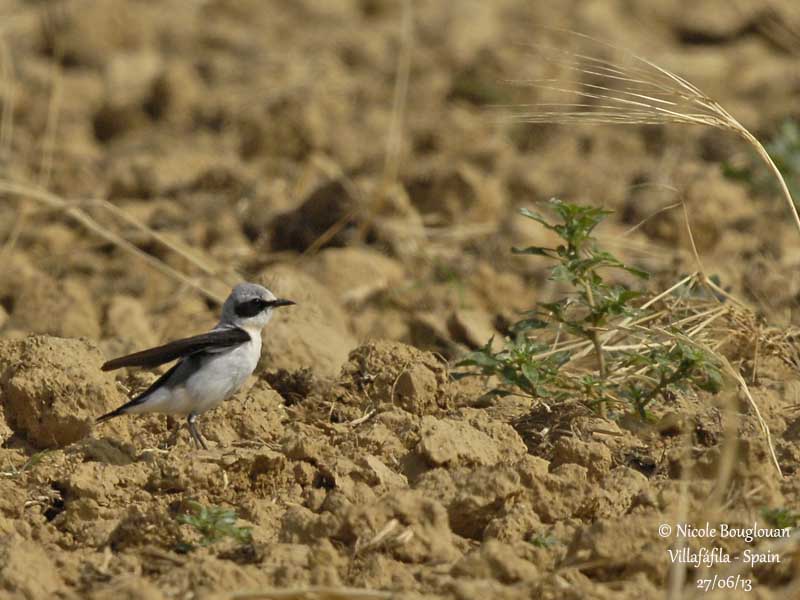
186;413;208;450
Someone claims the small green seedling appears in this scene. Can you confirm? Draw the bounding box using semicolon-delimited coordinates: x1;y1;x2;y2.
176;500;252;549
0;450;51;479
761;507;799;530
529;532;558;548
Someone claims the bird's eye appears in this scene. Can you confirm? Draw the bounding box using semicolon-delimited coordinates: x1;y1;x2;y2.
234;298;269;318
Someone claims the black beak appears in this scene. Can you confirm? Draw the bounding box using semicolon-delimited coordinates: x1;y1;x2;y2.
271;298;295;308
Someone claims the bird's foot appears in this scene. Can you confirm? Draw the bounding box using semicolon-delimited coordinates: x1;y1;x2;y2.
186;414;209;450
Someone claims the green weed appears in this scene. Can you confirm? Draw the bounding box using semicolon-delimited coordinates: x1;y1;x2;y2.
0;450;51;478
458;198;722;417
176;500;252;549
761;507;799;530
724;119;800;202
528;533;558;548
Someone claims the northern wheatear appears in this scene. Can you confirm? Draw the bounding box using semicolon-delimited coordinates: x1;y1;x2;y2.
97;282;294;449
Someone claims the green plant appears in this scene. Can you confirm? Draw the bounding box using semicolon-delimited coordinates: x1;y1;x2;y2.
724;119;800;203
457;199;722;417
176;500;252;549
761;507;799;530
513;201;648;378
621;341;722;418
0;450;51;478
432;258;468;307
529;532;558;548
459;335;569;401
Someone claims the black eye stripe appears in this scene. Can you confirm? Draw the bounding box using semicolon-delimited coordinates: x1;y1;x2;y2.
234;298;272;318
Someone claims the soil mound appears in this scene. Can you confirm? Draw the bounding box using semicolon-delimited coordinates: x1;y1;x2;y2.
0;336;122;448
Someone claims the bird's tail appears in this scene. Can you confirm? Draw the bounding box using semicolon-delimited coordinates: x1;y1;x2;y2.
96;362;179;424
96;395;147;423
96;406;128;424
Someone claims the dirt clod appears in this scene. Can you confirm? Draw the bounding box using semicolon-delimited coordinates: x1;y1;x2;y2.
0;534;66;599
418;416;501;468
264;368;317;405
452;539;540;584
269;180;360;252
0;336;122;448
337;341;448;414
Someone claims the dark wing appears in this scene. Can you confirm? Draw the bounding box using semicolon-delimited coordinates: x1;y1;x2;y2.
101;327;251;371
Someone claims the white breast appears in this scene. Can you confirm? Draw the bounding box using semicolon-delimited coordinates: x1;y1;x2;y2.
185;334;261;414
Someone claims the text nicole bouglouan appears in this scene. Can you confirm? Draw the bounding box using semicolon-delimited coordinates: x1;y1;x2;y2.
658;521;791;593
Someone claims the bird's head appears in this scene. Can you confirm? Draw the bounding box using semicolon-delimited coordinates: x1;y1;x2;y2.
221;282;295;332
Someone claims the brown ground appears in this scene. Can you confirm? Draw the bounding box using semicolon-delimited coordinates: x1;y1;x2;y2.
1;1;800;599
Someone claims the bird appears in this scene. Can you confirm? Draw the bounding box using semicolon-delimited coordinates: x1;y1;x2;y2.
96;282;295;449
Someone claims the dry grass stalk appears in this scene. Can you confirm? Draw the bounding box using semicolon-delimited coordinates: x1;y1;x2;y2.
719;355;782;476
756;1;800;55
666;454;690;599
381;0;413;187
304;0;412;256
0;37;14;162
227;588;394;600
506;32;800;235
1;58;62;262
0;180;228;304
